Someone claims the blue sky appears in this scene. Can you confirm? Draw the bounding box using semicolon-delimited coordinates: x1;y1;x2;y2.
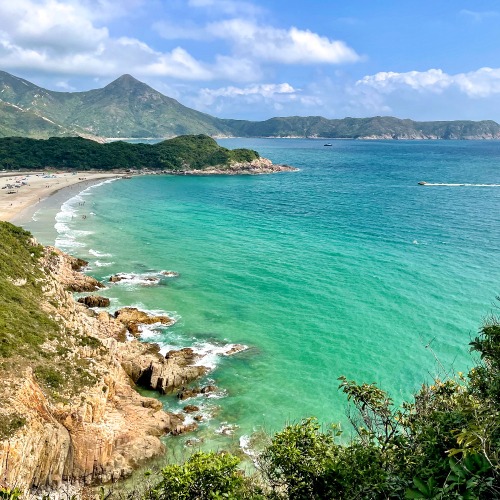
1;0;500;121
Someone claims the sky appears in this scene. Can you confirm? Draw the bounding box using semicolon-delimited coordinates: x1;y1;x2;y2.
1;0;500;121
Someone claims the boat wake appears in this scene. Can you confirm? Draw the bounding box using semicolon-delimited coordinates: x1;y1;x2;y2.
418;182;500;187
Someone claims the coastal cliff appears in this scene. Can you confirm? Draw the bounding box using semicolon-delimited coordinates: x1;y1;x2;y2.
0;223;213;493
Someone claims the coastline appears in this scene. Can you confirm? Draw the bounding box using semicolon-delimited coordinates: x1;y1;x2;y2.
0;171;124;225
0;185;248;494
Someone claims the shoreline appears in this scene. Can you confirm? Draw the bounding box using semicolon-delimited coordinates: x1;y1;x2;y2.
1;162;298;225
0;171;125;225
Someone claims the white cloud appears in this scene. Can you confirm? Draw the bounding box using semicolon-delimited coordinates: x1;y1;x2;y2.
0;0;108;54
0;0;259;81
193;82;299;114
201;82;297;101
207;19;360;64
212;55;261;81
142;47;213;80
357;67;500;98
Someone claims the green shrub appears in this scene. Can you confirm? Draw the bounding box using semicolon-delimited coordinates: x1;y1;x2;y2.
149;451;248;499
259;417;337;499
0;414;26;440
34;366;64;389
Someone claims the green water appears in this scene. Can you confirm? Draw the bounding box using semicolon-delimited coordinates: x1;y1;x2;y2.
25;138;500;456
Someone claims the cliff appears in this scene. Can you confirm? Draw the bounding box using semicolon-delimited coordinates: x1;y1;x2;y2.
0;223;213;494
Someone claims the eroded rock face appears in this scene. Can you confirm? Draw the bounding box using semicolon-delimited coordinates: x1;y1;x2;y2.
119;346;208;395
44;247;104;292
77;295;111;308
0;247;207;494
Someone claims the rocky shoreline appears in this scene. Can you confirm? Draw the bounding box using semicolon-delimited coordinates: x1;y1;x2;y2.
165;158;298;175
0;244;243;495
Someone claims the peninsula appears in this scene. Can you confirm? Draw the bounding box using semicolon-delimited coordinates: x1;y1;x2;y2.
0;134;295;173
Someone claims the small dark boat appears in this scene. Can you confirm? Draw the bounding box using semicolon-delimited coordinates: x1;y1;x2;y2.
418;181;427;185
324;143;333;147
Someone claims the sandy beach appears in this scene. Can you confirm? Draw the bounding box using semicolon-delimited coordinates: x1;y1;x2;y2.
0;171;123;223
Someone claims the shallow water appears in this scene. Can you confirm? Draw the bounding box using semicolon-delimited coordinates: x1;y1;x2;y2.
25;138;500;457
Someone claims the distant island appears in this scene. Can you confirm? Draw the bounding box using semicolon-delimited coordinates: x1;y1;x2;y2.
1;70;499;141
0;134;295;173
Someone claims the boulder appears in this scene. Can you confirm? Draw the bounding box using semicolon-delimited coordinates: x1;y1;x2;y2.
161;271;179;278
77;295;111;308
177;385;218;401
114;307;174;336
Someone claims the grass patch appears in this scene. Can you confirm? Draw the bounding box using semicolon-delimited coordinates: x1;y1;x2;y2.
0;222;105;404
0;413;26;440
0;222;59;358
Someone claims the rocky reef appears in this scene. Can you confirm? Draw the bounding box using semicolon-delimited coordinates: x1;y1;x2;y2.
0;244;221;494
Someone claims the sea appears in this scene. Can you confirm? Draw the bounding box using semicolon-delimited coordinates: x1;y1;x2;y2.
24;138;500;460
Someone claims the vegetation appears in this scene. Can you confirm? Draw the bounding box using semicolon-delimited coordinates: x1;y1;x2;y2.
147;452;260;499
0;222;57;358
1;70;499;140
1;218;499;497
0;222;103;422
134;316;500;499
222;115;500;139
0;135;259;171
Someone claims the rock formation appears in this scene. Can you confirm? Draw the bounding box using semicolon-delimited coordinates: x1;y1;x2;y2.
44;247;104;292
166;158;298;175
77;295;111;308
114;307;175;336
0;246;207;494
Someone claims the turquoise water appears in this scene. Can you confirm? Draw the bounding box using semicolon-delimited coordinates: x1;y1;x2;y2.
25;139;500;456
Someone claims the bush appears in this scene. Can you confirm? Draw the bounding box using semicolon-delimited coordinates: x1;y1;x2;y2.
149;451;249;499
258;418;337;499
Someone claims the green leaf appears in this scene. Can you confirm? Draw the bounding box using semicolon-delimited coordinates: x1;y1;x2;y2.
413;477;430;495
405;488;426;499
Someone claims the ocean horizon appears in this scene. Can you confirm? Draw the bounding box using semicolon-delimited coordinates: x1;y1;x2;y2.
23;138;500;459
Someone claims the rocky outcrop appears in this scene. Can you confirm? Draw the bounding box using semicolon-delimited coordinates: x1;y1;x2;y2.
177;385;218;401
120;346;208;394
114;307;175;336
0;246;208;494
44;247;104;292
166;157;299;176
77;295;111;308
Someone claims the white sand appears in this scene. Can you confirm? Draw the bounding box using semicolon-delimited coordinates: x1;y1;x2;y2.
0;172;122;222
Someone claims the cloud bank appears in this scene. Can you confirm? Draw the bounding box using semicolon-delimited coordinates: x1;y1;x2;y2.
357;67;500;98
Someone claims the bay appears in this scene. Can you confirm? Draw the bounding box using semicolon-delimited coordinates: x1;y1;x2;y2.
25;138;500;455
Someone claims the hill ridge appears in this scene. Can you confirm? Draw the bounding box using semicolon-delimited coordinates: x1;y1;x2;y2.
0;70;499;140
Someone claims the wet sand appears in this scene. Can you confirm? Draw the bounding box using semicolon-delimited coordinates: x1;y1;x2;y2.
0;172;123;224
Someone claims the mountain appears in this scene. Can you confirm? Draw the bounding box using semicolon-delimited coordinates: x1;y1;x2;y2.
0;71;231;139
222;115;500;139
1;70;499;140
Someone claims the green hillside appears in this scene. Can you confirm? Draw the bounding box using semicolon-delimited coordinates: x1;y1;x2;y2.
1;71;499;140
0;72;232;139
0;134;259;171
222;115;500;139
